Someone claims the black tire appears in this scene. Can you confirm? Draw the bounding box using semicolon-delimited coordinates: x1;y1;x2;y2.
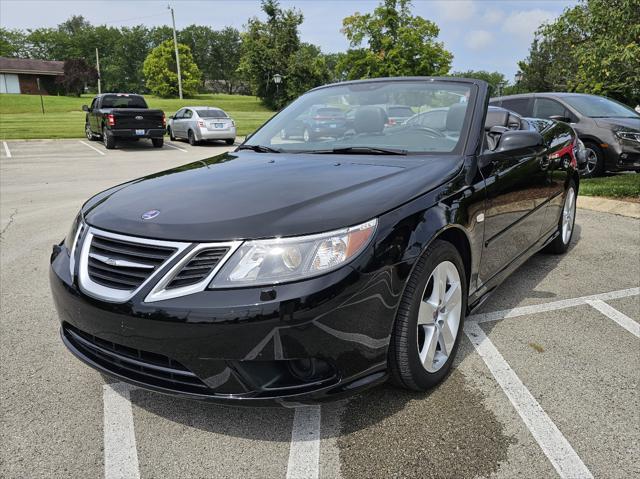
389;240;467;391
168;127;175;141
188;130;197;146
102;127;115;149
152;138;164;148
582;142;605;177
225;138;235;146
544;180;577;254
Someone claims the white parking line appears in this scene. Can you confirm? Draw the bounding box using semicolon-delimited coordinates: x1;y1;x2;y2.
165;142;188;153
79;140;106;156
2;141;11;158
586;299;640;338
286;406;321;479
103;383;140;479
464;321;593;479
470;287;640;324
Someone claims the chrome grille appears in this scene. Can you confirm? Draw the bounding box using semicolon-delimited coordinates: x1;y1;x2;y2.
166;247;229;290
87;234;176;290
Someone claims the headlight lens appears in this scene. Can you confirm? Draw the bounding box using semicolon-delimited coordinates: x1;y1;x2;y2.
615;131;640;143
63;212;83;254
209;219;377;288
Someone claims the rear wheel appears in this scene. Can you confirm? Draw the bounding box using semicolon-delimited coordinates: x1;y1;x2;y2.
152;138;164;148
225;138;235;146
188;130;197;146
582;142;604;177
544;181;577;254
389;240;467;391
102;127;115;149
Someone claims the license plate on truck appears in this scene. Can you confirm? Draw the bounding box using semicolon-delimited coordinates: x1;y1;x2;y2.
135;129;145;136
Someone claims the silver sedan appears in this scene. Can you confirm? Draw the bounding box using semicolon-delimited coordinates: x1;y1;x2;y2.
167;106;236;146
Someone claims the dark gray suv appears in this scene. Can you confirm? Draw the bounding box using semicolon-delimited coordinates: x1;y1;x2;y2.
490;93;640;176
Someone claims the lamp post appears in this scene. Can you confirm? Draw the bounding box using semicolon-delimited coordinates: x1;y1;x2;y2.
514;71;523;93
272;73;283;102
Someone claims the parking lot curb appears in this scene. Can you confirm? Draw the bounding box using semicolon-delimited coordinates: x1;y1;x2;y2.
577;196;640;219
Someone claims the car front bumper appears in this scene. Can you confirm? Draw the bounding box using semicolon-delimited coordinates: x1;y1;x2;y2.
49;242;404;406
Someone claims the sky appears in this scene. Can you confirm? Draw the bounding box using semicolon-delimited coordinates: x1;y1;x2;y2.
0;0;578;81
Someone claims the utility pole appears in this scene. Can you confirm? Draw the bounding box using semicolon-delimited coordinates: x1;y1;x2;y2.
168;4;183;99
95;48;101;95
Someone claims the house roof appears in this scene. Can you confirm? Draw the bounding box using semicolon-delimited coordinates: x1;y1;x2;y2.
0;57;65;76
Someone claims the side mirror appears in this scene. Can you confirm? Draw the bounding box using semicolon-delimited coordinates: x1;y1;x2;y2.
168;115;174;119
495;130;544;153
549;115;572;123
82;105;89;112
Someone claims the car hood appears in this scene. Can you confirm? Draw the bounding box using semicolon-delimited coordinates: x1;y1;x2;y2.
83;151;463;241
593;117;640;131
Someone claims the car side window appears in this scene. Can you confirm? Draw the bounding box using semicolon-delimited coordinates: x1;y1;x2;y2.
501;98;532;117
534;98;566;119
90;98;97;110
184;109;193;119
174;109;184;119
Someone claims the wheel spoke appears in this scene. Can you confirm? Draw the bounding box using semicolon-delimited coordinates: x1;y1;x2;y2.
432;264;447;304
443;281;461;312
417;300;436;325
438;320;455;356
420;325;439;370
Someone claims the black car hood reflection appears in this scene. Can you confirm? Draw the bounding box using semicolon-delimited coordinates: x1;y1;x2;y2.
83;151;463;241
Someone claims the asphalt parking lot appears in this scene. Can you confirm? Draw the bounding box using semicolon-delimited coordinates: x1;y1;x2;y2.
1;138;639;479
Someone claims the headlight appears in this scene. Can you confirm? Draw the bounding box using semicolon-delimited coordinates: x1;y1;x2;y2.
615;131;640;143
63;212;83;253
209;219;377;288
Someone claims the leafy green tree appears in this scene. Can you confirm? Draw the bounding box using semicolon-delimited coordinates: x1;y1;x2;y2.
286;43;332;100
518;0;640;105
238;0;306;108
102;26;151;93
338;0;452;79
450;70;508;94
142;39;201;98
0;28;28;57
179;25;242;93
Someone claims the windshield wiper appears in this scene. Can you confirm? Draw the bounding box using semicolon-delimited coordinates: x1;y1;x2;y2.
236;144;281;153
306;146;408;155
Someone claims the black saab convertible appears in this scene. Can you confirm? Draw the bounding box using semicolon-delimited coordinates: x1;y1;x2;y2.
50;78;579;405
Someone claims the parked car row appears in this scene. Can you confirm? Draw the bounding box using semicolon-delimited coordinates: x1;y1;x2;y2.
83;94;236;149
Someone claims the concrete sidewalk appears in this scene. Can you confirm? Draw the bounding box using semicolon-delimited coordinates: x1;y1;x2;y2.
578;195;640;219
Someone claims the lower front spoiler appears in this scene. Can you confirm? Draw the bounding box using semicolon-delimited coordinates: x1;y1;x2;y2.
61;327;387;407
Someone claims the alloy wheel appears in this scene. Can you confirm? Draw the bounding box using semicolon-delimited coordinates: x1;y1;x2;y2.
562;187;576;244
583;148;598;176
416;261;462;373
85;124;92;140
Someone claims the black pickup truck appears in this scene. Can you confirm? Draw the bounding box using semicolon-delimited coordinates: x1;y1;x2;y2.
83;93;165;149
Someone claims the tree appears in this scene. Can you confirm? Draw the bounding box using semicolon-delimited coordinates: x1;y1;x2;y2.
286;44;332;100
0;28;28;57
518;0;640;105
57;58;98;96
142;39;201;97
338;0;452;80
238;0;307;108
450;70;508;94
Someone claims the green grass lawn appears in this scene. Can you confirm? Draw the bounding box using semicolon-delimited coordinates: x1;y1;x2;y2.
579;174;640;200
0;93;274;139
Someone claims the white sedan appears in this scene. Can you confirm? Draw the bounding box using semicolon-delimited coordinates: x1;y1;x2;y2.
167;106;236;146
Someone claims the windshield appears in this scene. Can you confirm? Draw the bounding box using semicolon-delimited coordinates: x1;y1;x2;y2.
562;95;639;118
101;94;147;109
246;80;474;154
197;109;228;118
